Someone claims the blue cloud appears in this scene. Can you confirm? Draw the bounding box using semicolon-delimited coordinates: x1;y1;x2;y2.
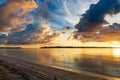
75;0;120;32
0;0;6;5
33;0;99;29
0;0;101;44
0;0;99;32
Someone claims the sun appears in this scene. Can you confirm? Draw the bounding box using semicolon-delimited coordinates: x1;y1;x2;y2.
113;48;120;58
112;41;120;45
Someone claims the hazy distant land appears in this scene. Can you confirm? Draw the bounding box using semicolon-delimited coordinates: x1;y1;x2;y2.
0;47;22;49
0;46;120;49
41;46;119;48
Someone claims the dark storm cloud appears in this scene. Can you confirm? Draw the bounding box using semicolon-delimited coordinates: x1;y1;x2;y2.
75;0;120;33
73;23;120;42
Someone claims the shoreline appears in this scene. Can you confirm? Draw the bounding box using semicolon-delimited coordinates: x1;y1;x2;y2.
40;46;120;48
0;55;119;80
1;46;120;49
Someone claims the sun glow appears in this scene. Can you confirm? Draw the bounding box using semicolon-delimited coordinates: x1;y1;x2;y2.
113;48;120;57
112;41;119;45
51;30;83;46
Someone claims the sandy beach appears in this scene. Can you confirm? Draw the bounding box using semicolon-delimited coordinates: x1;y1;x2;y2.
0;55;119;80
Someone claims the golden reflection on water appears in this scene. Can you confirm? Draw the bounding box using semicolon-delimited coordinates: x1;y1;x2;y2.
0;48;120;78
48;48;82;62
0;48;120;63
113;48;120;58
37;48;120;78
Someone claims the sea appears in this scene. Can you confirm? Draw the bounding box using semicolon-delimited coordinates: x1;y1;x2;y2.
0;48;120;78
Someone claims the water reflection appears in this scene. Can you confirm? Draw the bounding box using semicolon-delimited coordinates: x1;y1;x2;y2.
74;54;120;77
113;48;120;58
0;48;120;78
74;48;120;77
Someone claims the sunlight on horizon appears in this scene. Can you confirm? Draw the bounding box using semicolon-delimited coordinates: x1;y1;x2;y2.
112;41;120;45
113;48;120;58
1;41;120;48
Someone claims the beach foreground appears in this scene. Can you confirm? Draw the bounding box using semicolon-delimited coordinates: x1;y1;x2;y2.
0;55;119;80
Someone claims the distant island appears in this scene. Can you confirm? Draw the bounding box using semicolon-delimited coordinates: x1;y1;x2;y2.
0;47;22;49
40;46;117;48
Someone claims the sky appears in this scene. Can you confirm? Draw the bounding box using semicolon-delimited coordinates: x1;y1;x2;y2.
0;0;120;45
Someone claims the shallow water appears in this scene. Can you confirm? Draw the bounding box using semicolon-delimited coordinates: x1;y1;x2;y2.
0;48;120;78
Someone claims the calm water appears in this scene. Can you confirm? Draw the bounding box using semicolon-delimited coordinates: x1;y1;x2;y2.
0;48;120;78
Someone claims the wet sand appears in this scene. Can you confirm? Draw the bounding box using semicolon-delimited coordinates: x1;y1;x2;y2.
0;55;119;80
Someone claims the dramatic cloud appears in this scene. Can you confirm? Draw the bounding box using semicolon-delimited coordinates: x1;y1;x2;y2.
43;0;98;28
0;0;37;32
0;34;8;44
8;23;60;44
61;0;99;25
31;0;51;21
75;0;120;34
73;23;120;42
0;0;61;44
2;0;120;44
0;0;99;32
0;23;60;44
97;23;120;41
